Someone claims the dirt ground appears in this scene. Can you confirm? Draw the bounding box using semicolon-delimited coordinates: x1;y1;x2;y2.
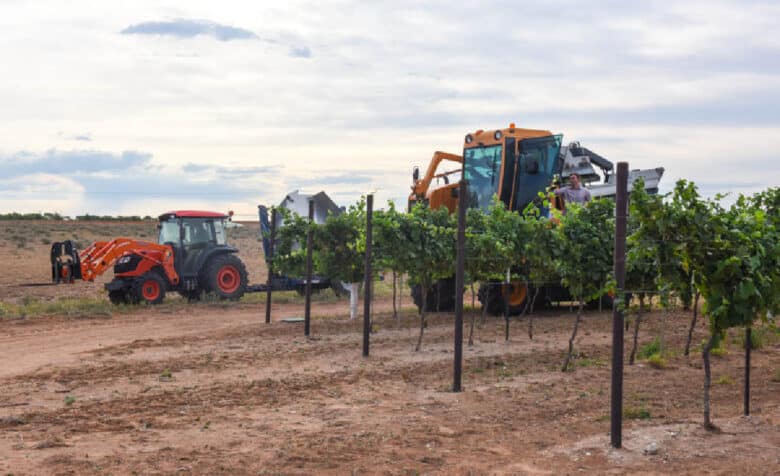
1;221;779;475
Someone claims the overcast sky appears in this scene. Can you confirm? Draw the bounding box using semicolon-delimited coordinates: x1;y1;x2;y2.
1;0;778;219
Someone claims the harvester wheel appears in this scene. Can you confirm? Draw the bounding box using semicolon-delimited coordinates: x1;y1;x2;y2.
205;254;248;300
411;277;459;313
132;272;166;305
478;281;527;316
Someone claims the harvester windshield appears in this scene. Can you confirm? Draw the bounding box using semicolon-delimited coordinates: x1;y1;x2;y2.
463;144;502;210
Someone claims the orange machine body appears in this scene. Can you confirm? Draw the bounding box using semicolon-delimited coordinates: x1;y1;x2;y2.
409;124;555;212
78;238;179;285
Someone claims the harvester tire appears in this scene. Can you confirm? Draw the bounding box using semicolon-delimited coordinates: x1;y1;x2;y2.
132;272;166;305
478;281;527;316
412;277;458;313
205;254;248;300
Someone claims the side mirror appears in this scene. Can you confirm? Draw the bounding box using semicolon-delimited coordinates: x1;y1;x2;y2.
412;166;420;182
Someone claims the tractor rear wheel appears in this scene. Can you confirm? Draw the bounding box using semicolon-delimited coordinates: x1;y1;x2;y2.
205;254;248;300
132;272;166;305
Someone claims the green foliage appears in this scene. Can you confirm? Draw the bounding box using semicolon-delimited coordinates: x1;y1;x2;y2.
626;179;660;304
693;192;780;335
735;327;767;350
270;207;311;278
0;212;65;220
63;396;76;406
522;205;561;293
554;198;615;303
715;375;734;385
398;203;456;291
623;405;651;420
637;337;662;360
313;200;366;283
373;201;409;276
646;353;667;369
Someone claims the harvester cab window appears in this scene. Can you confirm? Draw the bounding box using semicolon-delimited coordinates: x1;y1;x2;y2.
463;144;502;210
514;135;563;210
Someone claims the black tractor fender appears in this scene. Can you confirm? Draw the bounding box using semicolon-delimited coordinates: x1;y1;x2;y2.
193;246;240;280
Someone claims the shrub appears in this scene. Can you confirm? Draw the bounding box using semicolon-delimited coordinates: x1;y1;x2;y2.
646;353;668;369
623;405;651;420
637;337;661;360
735;327;768;350
715;375;734;385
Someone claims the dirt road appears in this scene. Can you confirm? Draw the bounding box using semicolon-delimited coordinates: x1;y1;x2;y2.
1;301;778;475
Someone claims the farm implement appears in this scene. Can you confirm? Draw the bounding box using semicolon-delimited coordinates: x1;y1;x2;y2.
408;122;664;314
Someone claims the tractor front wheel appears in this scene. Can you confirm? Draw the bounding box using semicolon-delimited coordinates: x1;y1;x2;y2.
206;254;248;300
108;289;129;305
132;272;166;305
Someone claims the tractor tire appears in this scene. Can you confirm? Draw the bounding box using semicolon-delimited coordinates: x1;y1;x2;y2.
478;281;528;316
132;272;166;305
108;289;129;305
411;277;458;313
205;254;248;300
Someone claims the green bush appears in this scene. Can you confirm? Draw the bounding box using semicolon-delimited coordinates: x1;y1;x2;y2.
646;353;667;369
735;327;768;350
637;337;661;360
623;405;651;420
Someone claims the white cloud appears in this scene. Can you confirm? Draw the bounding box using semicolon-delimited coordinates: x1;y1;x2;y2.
0;0;777;215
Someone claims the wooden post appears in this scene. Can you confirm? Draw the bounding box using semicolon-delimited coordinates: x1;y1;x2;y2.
745;327;751;416
363;195;373;357
611;161;628;448
304;199;314;337
453;180;466;392
265;208;276;324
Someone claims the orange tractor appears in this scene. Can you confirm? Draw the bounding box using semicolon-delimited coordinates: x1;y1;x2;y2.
50;211;248;305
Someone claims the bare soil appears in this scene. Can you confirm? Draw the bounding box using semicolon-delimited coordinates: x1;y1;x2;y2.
0;221;779;475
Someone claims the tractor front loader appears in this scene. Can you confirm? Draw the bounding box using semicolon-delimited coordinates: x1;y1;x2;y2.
50;211;248;305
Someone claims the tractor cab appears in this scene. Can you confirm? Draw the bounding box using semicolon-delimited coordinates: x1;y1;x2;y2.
158;211;233;278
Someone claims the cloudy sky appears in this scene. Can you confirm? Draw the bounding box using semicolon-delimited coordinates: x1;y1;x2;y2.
1;0;778;219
